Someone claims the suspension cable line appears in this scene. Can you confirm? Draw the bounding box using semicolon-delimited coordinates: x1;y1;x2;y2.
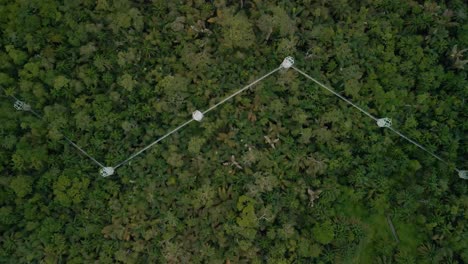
2;57;465;179
2;88;105;169
111;66;282;174
291;65;465;178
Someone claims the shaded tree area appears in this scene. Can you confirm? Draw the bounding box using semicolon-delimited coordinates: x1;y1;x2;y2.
0;0;467;263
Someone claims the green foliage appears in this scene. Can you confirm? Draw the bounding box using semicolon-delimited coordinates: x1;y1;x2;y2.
236;195;257;228
9;176;33;198
5;45;28;65
53;75;69;90
0;0;466;262
312;220;335;245
118;73;136;91
53;174;90;207
256;5;296;40
217;11;255;49
188;136;206;154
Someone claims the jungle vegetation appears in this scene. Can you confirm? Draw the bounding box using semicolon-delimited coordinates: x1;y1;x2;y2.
0;0;467;263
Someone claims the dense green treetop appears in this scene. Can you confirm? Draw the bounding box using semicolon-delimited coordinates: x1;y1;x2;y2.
0;0;467;263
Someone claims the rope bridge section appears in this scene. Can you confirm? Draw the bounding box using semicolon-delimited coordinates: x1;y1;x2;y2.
3;57;466;179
